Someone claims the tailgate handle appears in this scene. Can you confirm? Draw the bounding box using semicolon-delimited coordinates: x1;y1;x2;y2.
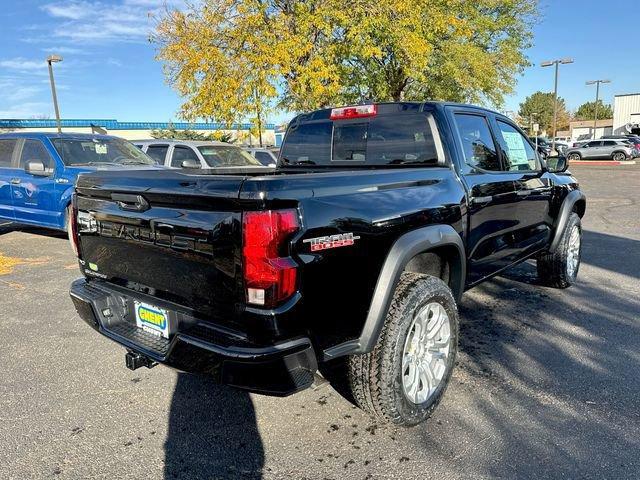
111;193;150;212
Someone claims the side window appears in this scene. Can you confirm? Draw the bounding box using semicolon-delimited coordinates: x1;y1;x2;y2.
602;141;616;147
171;146;200;167
454;114;501;171
0;139;17;168
495;121;540;171
146;145;169;164
255;151;274;164
19;140;53;169
587;141;601;148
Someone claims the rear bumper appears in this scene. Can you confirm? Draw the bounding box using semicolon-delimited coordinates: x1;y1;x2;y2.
69;278;317;396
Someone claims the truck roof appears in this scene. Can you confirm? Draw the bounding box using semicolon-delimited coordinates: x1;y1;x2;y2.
290;101;505;122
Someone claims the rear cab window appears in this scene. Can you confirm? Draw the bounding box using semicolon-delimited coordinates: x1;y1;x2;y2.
279;104;442;167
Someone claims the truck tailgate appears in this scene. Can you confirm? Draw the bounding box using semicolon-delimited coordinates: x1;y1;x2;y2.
74;169;247;324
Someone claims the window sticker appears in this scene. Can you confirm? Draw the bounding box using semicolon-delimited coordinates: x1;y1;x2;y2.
502;131;529;166
94;143;108;155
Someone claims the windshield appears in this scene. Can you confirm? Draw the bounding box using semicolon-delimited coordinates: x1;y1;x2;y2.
52;137;156;166
280;113;440;167
197;145;262;167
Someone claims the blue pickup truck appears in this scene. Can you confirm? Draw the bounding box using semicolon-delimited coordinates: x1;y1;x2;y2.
0;132;157;233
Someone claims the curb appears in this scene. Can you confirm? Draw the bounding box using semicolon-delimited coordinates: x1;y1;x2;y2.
569;160;636;166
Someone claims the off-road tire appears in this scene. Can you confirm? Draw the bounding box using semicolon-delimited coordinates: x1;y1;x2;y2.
348;273;459;427
537;212;582;288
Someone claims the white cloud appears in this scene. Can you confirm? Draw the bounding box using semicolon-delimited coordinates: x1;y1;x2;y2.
42;1;92;20
6;86;43;102
42;46;86;55
0;102;50;119
0;58;47;72
39;0;186;43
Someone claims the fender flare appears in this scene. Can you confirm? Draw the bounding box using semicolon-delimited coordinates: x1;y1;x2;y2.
322;224;465;360
549;190;586;252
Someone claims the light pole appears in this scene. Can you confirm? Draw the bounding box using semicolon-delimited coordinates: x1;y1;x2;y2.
586;79;611;140
528;113;539;150
541;57;574;153
46;54;63;133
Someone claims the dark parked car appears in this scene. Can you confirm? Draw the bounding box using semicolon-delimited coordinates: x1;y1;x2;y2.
70;102;585;427
529;136;552;158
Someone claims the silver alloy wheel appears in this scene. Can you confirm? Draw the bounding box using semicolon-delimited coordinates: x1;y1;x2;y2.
566;225;581;278
401;302;451;405
568;153;580;162
613;152;626;162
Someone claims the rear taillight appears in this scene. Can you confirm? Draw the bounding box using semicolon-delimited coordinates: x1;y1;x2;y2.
69;194;80;257
242;209;299;308
330;104;377;120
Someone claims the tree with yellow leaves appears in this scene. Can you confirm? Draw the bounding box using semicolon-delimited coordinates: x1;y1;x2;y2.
154;0;537;137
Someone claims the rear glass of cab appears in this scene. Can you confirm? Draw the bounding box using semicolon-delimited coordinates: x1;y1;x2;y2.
280;105;439;167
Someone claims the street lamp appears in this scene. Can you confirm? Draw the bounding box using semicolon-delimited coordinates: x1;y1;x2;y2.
46;54;63;133
541;57;574;153
586;79;611;140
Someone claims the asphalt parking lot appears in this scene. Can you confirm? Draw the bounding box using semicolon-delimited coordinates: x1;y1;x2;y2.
1;164;639;480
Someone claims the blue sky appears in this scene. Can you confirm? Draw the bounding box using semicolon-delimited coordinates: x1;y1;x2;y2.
0;0;636;124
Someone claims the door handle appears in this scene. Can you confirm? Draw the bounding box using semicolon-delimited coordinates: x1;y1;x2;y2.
471;195;493;204
10;178;20;185
111;193;150;212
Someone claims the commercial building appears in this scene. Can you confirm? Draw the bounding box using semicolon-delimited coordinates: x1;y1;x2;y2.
569;119;613;141
613;93;640;136
0;118;276;146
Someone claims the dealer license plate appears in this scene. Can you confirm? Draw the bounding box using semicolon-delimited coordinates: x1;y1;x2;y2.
134;301;170;339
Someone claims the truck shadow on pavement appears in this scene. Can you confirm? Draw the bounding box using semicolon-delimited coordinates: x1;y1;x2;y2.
443;228;640;478
0;222;66;240
166;227;639;479
164;374;264;480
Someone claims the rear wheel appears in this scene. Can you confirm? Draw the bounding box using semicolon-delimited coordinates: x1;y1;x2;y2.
537;213;582;288
348;273;458;427
567;153;581;162
612;151;627;162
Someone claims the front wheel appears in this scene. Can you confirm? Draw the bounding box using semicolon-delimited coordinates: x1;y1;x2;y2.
537;213;582;288
348;273;458;427
612;152;627;162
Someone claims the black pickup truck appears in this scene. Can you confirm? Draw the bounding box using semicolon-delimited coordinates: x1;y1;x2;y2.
69;102;586;426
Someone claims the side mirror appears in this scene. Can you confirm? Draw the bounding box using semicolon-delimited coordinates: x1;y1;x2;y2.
547;155;568;173
181;159;201;169
25;160;50;176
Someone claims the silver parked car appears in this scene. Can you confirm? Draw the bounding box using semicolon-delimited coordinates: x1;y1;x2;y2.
244;147;279;166
133;140;265;169
565;139;638;162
